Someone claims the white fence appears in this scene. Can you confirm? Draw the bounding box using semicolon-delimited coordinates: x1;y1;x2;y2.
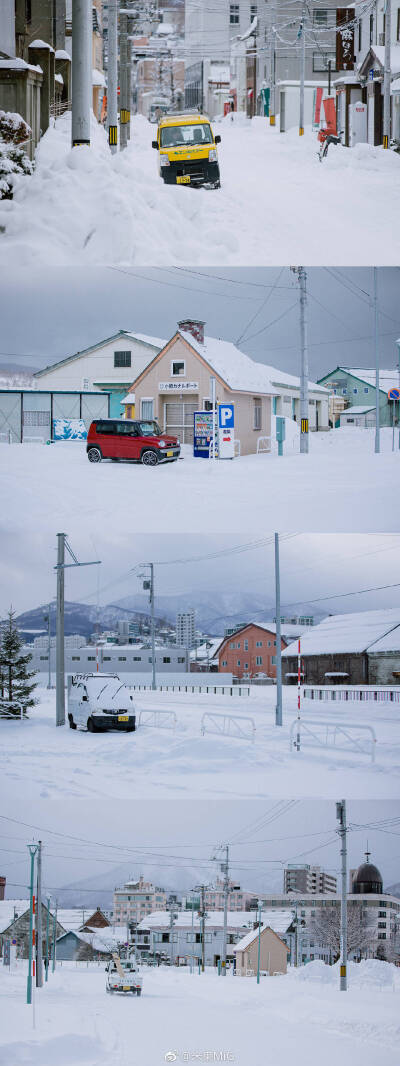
138;709;177;731
303;685;400;704
129;682;250;697
289;718;376;762
0;700;25;721
257;436;271;454
201;712;256;742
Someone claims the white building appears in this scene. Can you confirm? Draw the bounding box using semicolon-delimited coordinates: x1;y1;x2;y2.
204;879;258;911
353;6;400;146
284;865;337;895
113;877;167;928
24;642;188;676
176;609;196;649
184;0;256;116
33;330;165;420
136;908;293;966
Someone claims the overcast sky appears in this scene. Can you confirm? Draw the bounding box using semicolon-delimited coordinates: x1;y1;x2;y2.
1;798;398;899
1;267;400;381
1;531;400;619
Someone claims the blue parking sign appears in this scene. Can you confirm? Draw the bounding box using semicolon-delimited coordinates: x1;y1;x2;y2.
218;404;234;429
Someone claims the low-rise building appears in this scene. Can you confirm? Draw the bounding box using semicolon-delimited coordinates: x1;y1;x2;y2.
204;880;258;912
234;923;290;976
317;364;400;428
217;621;306;681
113;877;168;930
24;642;188;676
282;607;400;686
136;908;293;967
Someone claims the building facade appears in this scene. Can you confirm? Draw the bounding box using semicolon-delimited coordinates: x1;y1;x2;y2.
282;608;400;686
24;642;188;676
317;364;400;428
113;877;167;929
284;865;337;895
217;621;305;680
0;388;109;443
234;924;290;975
176;610;196;649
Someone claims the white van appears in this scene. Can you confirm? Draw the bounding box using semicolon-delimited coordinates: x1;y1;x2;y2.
67;674;136;733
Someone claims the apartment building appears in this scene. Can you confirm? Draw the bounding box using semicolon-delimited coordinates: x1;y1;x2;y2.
204;879;258;911
176;610;196;649
113;877;167;929
284;865;337;895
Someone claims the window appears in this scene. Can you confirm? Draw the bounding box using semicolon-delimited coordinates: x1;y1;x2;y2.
313;8;336;27
272;655;276;665
237;659;241;666
132;656;141;661
103;656;111;661
114;351;131;368
256;656;262;665
39;655;48;660
237;642;241;649
26;0;32;23
87;655;95;661
140;399;154;420
177;657;185;663
353;388;358;394
230;4;240;24
256;640;262;647
163;657;171;663
378;932;386;939
342;388;347;395
118;656;127;661
222;659;227;666
253;398;262;430
244;662;249;669
312;51;336;73
364;387;369;394
171;360;185;377
96;421;117;434
244;640;248;650
370;13;374;44
71;655;80;661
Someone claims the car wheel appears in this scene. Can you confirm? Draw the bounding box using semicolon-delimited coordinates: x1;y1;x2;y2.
87;717;97;733
68;713;76;730
127;725;135;733
87;447;102;463
141;449;159;467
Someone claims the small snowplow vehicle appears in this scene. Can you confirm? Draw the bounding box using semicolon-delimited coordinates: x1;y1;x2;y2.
152;110;221;188
106;953;143;996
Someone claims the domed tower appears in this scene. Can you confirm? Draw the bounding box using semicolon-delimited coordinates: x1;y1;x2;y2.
352;849;383;895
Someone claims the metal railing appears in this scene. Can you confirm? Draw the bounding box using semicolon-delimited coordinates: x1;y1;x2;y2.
256;436;272;454
289;718;376;762
128;682;250;696
201;712;256;743
0;700;25;721
138;709;177;731
303;685;400;704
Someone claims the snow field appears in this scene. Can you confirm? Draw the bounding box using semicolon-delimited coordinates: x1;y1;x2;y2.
0;683;399;803
1;110;400;265
1;960;399;1066
0;427;399;534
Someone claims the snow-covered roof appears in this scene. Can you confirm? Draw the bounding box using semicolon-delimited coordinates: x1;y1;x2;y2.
0;59;43;75
92;68;106;88
234;910;293;951
218;622;308;649
29;40;55;52
340;405;375;415
283;608;400;658
190;638;223;662
55;50;71;61
367;46;400;77
137;910;258;932
367;625;400;654
177;332;327;397
34;331;165;379
0;900;29;933
121;393;135;404
344;368;400;391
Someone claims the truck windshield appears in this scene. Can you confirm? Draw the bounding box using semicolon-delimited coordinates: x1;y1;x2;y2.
160;123;213;148
137;421;162;436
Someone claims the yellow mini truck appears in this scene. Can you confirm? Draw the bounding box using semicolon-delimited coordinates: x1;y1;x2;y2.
152;111;221;189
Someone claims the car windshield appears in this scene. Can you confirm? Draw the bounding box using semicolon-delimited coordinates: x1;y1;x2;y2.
160;123;213;148
137;421;162;437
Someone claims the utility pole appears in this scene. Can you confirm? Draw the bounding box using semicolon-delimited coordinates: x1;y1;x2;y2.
44;605;51;689
299;5;306;135
199;886;206;972
36;840;43;988
336;800;348;991
27;844;38;1006
383;0;391;148
45;896;51;981
298;267;309;453
373;268;380;454
52;901;57;972
142;565;156;689
168;906;177;967
71;0;92;147
119;8;129;150
257;899;262;983
107;0;118;151
221;846;230;975
55;535;101;726
210;376;217;460
275;532;282;727
269;6;276;126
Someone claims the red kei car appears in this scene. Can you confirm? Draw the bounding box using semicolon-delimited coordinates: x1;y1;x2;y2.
86;418;181;466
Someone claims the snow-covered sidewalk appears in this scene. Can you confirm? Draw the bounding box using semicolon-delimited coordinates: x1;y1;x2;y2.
1;112;400;266
1;960;399;1066
0;428;399;535
0;683;398;803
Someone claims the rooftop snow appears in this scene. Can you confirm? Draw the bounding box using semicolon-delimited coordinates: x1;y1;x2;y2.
344;368;400;391
234;911;293;950
367;624;400;653
369;46;400;76
55;50;71;61
138;910;261;931
283;607;400;657
178;332;327;397
340;405;375;415
0;900;29;933
92;68;106;88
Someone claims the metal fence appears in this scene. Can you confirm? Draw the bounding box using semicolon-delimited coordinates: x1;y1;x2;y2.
303;685;400;704
128;683;251;696
289;718;376;762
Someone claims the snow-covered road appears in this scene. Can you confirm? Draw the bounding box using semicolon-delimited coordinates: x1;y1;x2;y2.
0;684;398;803
1;112;399;266
1;961;399;1066
0;428;399;535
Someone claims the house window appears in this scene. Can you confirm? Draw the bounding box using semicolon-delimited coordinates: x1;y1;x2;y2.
370;13;374;44
244;640;248;650
256;640;262;647
353;388;358;394
364;387;369;393
256;656;262;665
222;660;227;666
71;656;80;661
87;656;95;661
114;351;131;368
230;4;240;24
237;659;241;666
141;398;154;420
171;360;185;376
253;398;262;430
163;657;171;663
39;655;48;660
177;657;185;663
272;655;277;665
312;51;336;73
118;656;127;661
342;388;347;395
244;662;249;669
103;656;111;661
313;8;336;27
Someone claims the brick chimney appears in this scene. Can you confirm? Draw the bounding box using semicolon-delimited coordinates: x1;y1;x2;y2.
178;319;205;344
0;876;5;901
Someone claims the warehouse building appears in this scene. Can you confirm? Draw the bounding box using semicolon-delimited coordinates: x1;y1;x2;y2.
0;387;110;443
282;607;400;686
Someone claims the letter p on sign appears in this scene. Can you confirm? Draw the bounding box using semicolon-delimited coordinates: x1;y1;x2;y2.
218;404;234;429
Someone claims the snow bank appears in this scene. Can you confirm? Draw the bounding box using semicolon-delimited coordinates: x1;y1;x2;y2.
294;958;399;990
1;111;399;265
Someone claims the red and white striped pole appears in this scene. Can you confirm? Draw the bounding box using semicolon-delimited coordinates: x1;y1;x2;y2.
32;892;36;1028
296;638;301;751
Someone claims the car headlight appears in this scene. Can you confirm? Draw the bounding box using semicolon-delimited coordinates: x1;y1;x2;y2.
158;440;167;447
209;149;218;162
160;155;170;167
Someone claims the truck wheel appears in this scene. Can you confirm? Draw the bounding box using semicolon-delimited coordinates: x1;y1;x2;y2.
68;713;77;730
87;447;102;463
141;449;159;466
87;717;97;733
136;989;142;996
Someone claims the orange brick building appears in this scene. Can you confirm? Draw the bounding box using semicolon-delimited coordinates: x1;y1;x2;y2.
217;623;290;681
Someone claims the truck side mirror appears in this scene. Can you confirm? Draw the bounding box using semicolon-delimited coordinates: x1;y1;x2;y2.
215;135;221;144
152;140;158;149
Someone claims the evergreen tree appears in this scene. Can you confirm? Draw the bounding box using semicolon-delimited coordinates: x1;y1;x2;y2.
0;609;37;716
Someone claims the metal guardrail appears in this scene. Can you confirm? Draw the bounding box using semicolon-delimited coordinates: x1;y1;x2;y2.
256;436;272;454
128;683;250;696
138;709;177;731
303;685;400;704
289;718;376;763
0;700;25;721
201;712;256;743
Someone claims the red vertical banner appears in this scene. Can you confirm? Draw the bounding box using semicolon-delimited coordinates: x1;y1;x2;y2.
314;87;323;126
323;96;337;135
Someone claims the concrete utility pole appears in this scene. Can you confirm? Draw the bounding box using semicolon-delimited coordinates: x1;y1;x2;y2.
45;896;51;981
36;841;43;988
298;267;309;453
299;6;306;135
221;846;230;975
52;902;57;972
373;268;380;454
119;8;129;150
383;0;391;148
275;532;283;727
269;6;276;126
71;0;92;147
336;800;348;991
107;0;118;151
27;844;38;1006
55;535;101;727
141;564;156;689
168;906;177;967
256;899;262;983
44;604;51;689
199;886;206;972
210;376;217;460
